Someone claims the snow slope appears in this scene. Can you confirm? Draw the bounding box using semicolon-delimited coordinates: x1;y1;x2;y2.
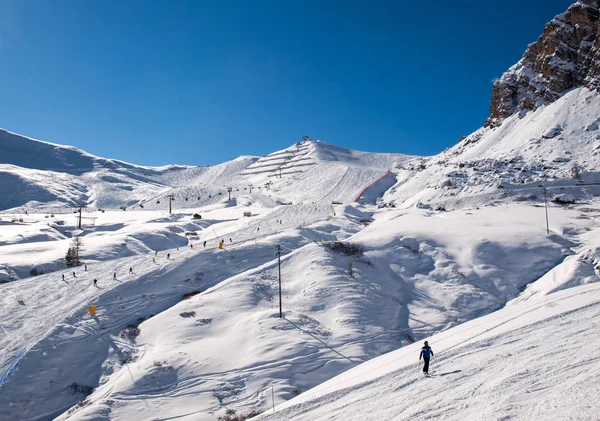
384;87;600;210
2;199;599;421
0;130;410;213
3;84;600;421
257;281;600;421
2;116;600;420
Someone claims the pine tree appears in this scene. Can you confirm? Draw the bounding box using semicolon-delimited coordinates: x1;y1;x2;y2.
65;236;84;267
65;247;75;267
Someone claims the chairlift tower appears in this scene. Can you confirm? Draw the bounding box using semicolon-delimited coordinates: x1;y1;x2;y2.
167;194;175;214
75;204;87;228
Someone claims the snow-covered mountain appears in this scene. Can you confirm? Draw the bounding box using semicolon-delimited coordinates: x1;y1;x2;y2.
487;0;600;127
0;129;408;212
2;1;600;420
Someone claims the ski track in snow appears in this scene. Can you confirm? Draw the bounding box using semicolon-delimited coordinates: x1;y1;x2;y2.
2;86;600;419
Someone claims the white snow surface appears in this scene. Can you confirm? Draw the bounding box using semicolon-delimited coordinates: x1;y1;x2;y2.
2;87;600;420
258;281;600;421
385;87;600;210
0;131;407;212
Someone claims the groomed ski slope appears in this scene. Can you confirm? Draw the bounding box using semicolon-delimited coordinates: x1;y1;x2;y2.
15;202;593;421
257;281;600;421
0;131;412;212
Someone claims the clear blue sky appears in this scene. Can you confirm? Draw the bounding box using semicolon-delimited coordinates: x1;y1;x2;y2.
0;0;574;166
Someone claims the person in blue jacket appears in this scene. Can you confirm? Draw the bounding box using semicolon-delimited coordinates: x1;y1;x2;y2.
419;341;434;374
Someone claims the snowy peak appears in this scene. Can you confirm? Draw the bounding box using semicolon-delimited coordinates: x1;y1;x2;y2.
0;131;413;212
487;0;600;127
0;128;99;175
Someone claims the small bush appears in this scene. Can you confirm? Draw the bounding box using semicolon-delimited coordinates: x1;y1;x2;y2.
120;326;140;341
182;290;204;300
196;318;213;325
217;409;263;421
70;383;94;395
323;241;364;257
66;399;90;415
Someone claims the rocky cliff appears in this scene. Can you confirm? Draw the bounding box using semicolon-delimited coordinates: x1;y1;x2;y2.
486;0;600;127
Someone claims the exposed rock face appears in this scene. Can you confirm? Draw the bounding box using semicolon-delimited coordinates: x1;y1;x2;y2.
486;0;600;127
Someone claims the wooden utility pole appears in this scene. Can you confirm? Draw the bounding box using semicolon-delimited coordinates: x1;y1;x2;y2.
276;244;282;318
167;194;175;214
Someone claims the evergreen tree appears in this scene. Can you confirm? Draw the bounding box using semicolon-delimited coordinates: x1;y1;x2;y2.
65;247;75;267
65;236;84;267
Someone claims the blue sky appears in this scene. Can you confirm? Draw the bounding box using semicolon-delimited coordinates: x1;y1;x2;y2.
0;0;574;166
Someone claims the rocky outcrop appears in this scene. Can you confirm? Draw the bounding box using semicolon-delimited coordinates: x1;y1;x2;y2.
486;0;600;127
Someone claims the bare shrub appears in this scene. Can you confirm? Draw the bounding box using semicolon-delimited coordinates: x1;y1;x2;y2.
323;241;364;257
217;408;263;421
66;399;90;415
69;383;94;395
182;290;204;300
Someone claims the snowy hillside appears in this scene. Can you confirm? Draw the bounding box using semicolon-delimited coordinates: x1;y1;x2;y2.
2;198;599;421
3;2;600;420
257;280;600;421
0;128;189;211
0;130;409;213
384;87;600;210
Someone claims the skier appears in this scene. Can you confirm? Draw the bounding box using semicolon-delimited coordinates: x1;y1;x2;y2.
203;241;206;248
129;267;133;274
62;274;65;282
419;341;434;375
152;257;156;264
84;264;87;271
155;250;158;256
113;272;117;280
93;279;98;287
190;243;193;249
167;253;171;259
72;271;76;277
229;238;232;243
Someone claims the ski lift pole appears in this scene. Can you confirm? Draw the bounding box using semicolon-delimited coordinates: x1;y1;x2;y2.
167;193;175;214
277;245;282;318
543;186;549;234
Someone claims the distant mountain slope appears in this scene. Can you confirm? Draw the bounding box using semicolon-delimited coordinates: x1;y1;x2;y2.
0;130;412;212
138;140;413;211
384;86;600;210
